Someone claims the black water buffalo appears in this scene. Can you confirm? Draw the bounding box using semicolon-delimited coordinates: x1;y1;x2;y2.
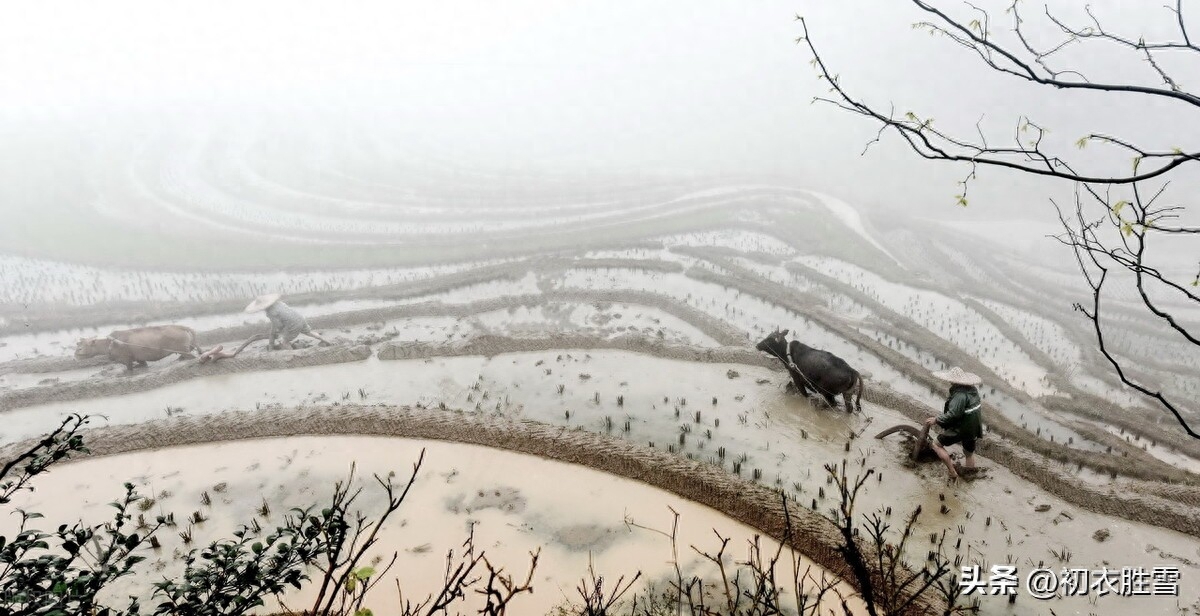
756;329;863;412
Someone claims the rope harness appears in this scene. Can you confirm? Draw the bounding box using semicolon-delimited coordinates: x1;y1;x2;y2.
764;342;825;395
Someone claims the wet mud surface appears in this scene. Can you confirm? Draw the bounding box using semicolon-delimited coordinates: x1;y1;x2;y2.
4;198;1198;615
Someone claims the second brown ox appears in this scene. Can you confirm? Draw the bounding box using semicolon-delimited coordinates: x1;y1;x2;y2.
75;325;203;371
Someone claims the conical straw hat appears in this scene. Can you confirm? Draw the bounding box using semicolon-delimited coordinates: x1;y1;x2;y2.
931;366;982;386
244;293;282;313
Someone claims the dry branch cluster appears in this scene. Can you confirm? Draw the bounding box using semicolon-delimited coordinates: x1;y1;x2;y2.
0;414;975;616
798;0;1199;437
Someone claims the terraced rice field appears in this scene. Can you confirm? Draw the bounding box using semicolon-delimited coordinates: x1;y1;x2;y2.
1;126;1197;616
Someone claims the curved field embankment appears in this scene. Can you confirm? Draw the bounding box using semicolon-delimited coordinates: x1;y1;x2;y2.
949;236;1186;382
0;251;684;336
778;256;1199;462
1042;392;1200;461
723;257;1187;470
5;249;1198;533
195;286;739;350
3;233;1196;538
0;404;944;616
0;332;779;415
0;259;526;336
679;258;1189;483
11;326;1200;537
0;345;375;412
0;285;747;377
957;297;1060;375
777;261;1026;396
0;355;108;377
374;334;772;365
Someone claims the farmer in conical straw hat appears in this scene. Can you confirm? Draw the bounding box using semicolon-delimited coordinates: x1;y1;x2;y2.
925;366;984;481
245;293;330;350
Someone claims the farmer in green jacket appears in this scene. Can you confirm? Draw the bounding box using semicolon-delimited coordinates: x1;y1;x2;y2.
925;366;984;481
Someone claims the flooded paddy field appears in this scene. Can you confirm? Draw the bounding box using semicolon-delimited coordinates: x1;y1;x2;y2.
0;254;512;305
6;435;867;615
795;256;1055;398
2;0;1197;605
3;174;1197;616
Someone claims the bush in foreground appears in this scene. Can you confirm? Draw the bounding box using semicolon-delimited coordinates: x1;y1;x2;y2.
0;415;970;615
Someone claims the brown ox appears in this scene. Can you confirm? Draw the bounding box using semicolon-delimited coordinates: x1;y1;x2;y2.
75;325;202;371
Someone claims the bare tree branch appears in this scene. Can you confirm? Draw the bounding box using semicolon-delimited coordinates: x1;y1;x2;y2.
796;3;1200;186
799;0;1199;437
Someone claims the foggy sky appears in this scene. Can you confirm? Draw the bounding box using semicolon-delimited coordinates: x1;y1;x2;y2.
1;0;1196;247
